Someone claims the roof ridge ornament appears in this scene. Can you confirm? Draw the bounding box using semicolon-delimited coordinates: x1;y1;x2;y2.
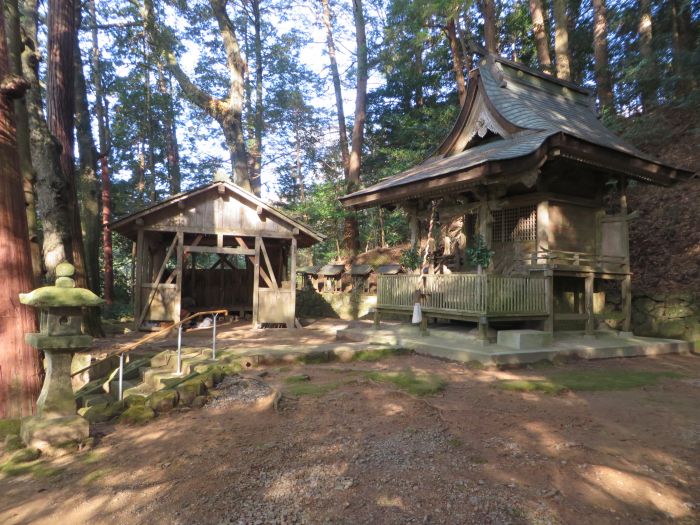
485;54;507;88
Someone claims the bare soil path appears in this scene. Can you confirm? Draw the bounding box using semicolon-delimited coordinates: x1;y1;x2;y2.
1;352;698;525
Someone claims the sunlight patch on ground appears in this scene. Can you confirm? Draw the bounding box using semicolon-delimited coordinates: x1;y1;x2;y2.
582;464;691;518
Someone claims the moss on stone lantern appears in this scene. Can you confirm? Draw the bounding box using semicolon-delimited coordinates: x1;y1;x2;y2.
18;262;105;452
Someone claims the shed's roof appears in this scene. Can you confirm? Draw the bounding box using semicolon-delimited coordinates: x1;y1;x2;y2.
111;181;324;247
348;264;374;276
340;56;693;209
297;265;322;274
377;264;403;275
317;264;345;276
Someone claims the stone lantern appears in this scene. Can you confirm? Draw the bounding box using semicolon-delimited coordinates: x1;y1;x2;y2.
18;262;105;451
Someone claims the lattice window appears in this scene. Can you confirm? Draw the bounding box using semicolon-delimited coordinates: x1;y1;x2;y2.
492;205;537;242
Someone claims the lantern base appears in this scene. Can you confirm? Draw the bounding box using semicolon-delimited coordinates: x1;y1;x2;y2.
20;415;89;454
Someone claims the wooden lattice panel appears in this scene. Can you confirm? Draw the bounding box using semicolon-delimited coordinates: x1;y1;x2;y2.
492;205;537;242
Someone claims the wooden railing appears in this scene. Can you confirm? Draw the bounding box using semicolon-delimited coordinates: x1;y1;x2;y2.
377;274;547;316
522;249;627;269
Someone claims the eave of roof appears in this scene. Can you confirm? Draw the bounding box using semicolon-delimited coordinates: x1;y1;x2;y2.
340;56;694;210
111;181;325;244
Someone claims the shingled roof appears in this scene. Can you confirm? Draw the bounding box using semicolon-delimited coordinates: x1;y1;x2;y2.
340;56;693;209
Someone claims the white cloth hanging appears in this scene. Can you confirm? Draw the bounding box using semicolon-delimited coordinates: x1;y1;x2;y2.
411;302;422;324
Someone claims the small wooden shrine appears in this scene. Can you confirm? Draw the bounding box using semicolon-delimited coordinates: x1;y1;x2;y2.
341;56;693;335
112;181;323;329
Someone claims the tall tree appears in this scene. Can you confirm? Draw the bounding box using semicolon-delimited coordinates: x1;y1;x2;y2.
320;0;351;179
552;0;571;80
637;0;655;110
47;0;103;335
5;0;42;284
250;0;263;195
669;0;696;97
156;65;181;195
445;17;467;104
21;0;73;277
148;0;254;192
529;0;552;73
74;2;101;293
482;0;498;54
343;0;368;255
592;0;614;112
89;0;114;302
0;0;42;418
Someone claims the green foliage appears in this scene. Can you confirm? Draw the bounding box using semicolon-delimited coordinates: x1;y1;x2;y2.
351;347;410;362
399;246;421;271
465;234;494;270
499;370;681;394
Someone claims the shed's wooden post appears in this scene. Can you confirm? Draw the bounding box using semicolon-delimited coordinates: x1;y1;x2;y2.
544;270;554;332
252;236;261;328
584;273;595;335
289;236;297;328
133;228;145;328
408;203;419;250
175;230;184;323
621;275;632;333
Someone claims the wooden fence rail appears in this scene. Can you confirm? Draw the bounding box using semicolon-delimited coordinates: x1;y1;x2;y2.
377;273;548;316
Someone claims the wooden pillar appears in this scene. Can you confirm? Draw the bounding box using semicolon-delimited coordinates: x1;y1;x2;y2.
477;194;492;250
584;273;594;335
408;205;419;250
252;236;261;328
175;230;184;323
621;274;632;333
133;228;145;327
536;200;550;260
543;270;554;332
289;237;297;328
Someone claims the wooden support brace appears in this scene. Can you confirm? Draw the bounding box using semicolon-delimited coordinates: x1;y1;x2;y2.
137;234;178;328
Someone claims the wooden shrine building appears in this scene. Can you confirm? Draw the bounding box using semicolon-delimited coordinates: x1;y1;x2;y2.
112;181;323;330
341;56;693;336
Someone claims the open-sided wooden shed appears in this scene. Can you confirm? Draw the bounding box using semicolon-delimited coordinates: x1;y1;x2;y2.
112;181;323;330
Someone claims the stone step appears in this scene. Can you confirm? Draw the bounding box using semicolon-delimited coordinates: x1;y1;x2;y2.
123;382;156;398
108;379;139;396
81;393;115;407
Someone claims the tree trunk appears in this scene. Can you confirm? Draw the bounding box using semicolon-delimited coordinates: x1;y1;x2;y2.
5;0;42;285
251;0;263;196
482;0;498;54
0;1;42;418
669;0;696;97
446;18;467;105
74;2;101;294
89;0;113;303
47;0;103;336
592;0;614;113
21;0;73;278
157;65;181;195
343;0;367;256
637;0;655;110
528;0;552;74
321;0;350;177
552;0;571;81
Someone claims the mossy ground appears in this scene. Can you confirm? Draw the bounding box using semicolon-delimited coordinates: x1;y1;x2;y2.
350;347;410;362
0;419;20;440
364;369;447;396
499;369;682;394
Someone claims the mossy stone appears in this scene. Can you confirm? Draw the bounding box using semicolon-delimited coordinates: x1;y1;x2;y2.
176;379;206;406
10;447;41;463
55;277;76;288
4;434;24;452
146;390;179;413
118;405;155;425
123;395;147;407
78;401;126;423
55;262;75;278
192;396;208;409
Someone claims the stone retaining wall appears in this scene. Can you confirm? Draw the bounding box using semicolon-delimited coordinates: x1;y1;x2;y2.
629;293;699;341
296;289;376;321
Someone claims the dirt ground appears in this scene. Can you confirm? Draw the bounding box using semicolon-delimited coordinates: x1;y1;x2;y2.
1;348;699;525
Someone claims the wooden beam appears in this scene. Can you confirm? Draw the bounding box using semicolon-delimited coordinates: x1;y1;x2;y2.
185;245;255;256
252;236;261;327
289;237;297;328
133;229;145;325
217;234;223;248
259;238;278;291
137;234;178;328
584;274;595;335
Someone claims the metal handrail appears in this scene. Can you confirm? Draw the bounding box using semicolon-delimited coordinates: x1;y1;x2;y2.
72;309;229;400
